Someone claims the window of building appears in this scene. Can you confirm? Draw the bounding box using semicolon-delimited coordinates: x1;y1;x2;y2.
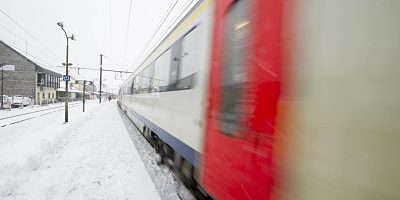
37;74;44;85
154;49;172;92
219;0;251;136
43;93;45;99
48;93;50;98
176;27;201;89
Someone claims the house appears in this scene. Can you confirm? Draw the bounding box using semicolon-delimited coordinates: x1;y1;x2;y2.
0;40;62;105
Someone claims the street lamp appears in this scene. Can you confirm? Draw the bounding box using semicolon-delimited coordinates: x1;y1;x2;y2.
57;22;75;123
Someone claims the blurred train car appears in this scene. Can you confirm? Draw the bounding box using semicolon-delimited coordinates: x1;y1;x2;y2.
119;0;400;199
119;0;215;198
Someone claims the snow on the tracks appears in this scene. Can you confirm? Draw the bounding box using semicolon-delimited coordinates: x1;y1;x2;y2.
118;107;196;200
0;100;161;200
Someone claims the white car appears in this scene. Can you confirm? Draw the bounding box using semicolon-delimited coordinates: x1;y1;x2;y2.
22;97;30;106
12;95;23;108
1;95;8;103
1;95;10;108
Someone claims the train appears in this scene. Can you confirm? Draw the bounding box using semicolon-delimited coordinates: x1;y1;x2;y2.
119;0;400;199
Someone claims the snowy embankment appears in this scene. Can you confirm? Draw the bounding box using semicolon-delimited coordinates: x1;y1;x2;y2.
0;102;81;127
0;100;161;200
118;107;196;200
0;101;81;119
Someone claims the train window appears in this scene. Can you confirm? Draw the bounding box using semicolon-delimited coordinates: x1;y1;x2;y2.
136;72;143;93
176;27;200;90
219;0;251;136
130;77;135;94
167;40;182;91
134;76;140;94
140;63;154;93
154;49;172;92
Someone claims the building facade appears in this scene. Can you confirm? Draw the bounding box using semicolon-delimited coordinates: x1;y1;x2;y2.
0;40;61;105
36;67;61;105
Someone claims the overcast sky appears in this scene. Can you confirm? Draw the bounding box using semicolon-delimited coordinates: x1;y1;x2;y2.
0;0;198;93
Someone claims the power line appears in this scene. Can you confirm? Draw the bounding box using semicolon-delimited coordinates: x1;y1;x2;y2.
131;0;196;75
1;39;58;71
103;55;125;68
123;0;134;65
0;23;60;64
108;0;112;61
133;0;179;69
55;65;133;73
149;0;196;54
0;8;61;61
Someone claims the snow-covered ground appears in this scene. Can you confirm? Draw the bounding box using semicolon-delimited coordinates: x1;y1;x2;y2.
118;107;195;200
0;101;82;127
0;101;81;119
0;100;161;200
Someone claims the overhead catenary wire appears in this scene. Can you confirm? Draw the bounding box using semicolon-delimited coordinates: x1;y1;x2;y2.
0;8;61;61
122;0;134;66
55;65;133;74
148;0;196;55
131;0;198;74
108;0;113;62
132;0;179;70
0;23;60;64
0;38;53;68
103;55;126;68
0;39;60;71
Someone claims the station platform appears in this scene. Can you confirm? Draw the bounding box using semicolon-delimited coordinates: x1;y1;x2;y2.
0;101;161;200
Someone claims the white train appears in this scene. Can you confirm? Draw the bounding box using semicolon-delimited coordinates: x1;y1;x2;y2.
119;0;400;199
119;0;214;197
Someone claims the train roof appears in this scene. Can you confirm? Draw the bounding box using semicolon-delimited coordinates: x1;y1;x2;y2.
122;0;210;86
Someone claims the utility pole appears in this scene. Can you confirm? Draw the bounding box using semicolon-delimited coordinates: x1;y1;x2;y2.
83;80;86;112
99;54;103;104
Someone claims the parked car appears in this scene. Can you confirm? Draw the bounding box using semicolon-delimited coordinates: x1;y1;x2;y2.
1;95;8;103
1;95;10;108
12;95;23;108
22;97;30;106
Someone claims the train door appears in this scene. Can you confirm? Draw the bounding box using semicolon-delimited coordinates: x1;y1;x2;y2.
201;0;284;199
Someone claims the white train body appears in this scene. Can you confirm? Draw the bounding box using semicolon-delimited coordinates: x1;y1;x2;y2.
119;0;214;166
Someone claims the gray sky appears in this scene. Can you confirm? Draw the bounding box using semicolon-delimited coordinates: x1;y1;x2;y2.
0;0;198;93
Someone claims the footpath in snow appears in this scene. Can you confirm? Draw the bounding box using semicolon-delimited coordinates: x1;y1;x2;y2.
0;100;161;200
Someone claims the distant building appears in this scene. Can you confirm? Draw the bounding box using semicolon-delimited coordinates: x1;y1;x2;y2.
0;40;61;105
57;76;98;101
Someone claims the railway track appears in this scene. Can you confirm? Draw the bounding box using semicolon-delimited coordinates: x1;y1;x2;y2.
0;102;81;127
